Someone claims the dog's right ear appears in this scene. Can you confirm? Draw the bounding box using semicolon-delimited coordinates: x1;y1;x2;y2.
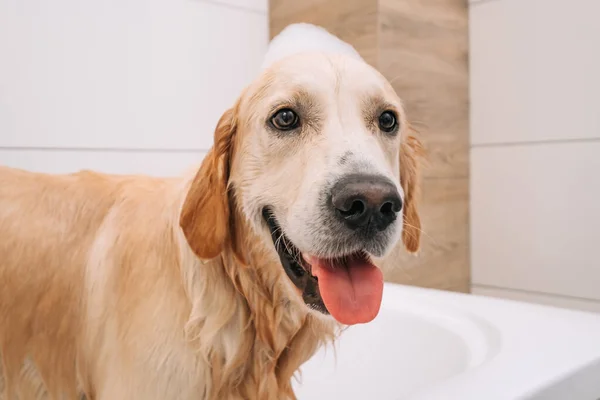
180;107;237;260
400;130;425;254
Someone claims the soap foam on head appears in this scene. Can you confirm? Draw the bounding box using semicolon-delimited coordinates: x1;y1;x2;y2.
261;23;365;71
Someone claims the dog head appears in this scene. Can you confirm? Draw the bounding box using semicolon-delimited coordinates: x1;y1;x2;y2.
180;26;423;325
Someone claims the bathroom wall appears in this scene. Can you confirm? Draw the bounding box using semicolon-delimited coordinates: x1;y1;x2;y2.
1;0;472;293
0;0;268;175
470;0;600;312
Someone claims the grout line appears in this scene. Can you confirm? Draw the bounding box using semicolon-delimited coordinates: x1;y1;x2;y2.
195;0;267;15
469;0;506;7
0;146;211;154
0;148;469;180
471;137;600;149
472;283;600;304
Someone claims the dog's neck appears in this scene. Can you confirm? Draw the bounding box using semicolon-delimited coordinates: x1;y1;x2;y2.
178;204;337;400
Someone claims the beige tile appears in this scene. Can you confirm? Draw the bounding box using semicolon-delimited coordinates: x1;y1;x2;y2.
377;0;470;292
471;141;600;300
383;177;470;293
470;0;600;145
379;0;469;179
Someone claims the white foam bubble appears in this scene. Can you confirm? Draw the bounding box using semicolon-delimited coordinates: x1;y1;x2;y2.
261;23;364;70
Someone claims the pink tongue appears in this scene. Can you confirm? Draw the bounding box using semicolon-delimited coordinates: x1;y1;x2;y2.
310;256;383;325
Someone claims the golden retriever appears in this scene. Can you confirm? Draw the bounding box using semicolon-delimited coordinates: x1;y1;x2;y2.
0;24;423;400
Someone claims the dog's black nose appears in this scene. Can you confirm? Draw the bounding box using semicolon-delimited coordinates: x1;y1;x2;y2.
331;174;402;232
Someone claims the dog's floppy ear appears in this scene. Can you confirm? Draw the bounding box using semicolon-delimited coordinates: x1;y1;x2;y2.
180;107;237;259
399;131;424;253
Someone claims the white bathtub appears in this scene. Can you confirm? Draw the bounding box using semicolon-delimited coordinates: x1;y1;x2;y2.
293;283;600;400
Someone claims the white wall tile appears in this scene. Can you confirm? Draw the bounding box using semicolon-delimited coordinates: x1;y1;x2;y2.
0;149;206;177
0;0;267;150
472;285;600;314
208;0;268;13
470;0;600;144
471;142;600;300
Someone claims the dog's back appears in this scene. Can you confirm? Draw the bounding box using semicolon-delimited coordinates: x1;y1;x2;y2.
0;166;207;399
0;166;121;397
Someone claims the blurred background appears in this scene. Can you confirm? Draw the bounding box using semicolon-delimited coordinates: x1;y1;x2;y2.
1;0;598;312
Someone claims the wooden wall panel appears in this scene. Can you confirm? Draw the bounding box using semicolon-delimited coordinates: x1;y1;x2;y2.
377;0;469;292
269;0;470;292
382;178;470;293
378;0;469;180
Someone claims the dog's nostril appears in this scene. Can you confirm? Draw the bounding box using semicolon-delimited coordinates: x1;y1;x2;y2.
380;198;402;215
339;199;366;218
380;201;393;215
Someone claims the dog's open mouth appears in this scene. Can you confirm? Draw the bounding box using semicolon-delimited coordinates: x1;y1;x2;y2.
262;208;384;325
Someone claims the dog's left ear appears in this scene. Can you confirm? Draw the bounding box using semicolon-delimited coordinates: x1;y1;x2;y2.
399;131;425;253
180;106;237;260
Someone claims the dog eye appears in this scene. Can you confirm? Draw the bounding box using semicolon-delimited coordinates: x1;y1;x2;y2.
270;109;299;131
378;111;398;133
